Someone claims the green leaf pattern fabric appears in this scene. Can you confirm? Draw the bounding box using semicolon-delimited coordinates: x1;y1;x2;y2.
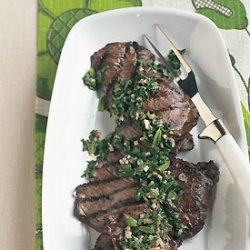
36;0;250;248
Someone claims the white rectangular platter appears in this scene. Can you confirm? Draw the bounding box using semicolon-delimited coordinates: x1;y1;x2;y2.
42;7;250;250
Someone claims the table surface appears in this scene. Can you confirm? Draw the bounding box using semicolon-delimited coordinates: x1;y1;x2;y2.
0;0;36;249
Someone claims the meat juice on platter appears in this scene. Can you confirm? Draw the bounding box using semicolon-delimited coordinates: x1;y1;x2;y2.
74;42;220;249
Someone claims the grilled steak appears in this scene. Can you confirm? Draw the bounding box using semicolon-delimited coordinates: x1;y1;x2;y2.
74;165;145;233
75;42;219;249
74;158;219;249
91;42;199;141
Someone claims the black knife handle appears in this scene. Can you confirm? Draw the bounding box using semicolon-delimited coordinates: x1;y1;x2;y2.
178;71;198;98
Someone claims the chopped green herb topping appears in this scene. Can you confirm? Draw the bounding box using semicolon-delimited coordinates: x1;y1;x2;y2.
81;130;100;155
81;50;185;248
167;49;186;72
82;160;97;178
111;61;161;119
121;209;185;248
98;95;107;112
83;65;108;90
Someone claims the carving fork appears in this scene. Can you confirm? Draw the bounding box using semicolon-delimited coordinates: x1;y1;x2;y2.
145;24;250;218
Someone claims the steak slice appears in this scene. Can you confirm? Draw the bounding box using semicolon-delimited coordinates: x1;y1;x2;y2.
91;42;154;94
91;43;126;93
74;158;219;246
90;42;199;144
157;104;198;139
143;80;188;112
74;168;145;233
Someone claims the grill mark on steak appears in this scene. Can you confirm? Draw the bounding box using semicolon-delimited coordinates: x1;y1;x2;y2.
118;42;137;81
86;203;147;233
75;178;135;199
76;186;139;216
75;200;147;233
87;201;147;222
77;183;138;203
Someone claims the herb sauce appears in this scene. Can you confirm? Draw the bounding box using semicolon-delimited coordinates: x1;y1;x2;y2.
82;50;187;248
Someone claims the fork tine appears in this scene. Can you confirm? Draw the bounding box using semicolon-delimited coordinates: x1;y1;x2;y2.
143;34;180;81
156;24;191;74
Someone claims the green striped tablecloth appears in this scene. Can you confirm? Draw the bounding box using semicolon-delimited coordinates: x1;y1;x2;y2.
36;0;250;249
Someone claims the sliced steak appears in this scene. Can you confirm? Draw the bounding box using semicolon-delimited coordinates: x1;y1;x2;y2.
118;42;137;81
74;172;144;233
136;43;155;63
173;133;194;155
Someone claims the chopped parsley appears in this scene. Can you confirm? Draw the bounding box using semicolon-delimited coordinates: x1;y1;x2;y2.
121;209;183;249
82;160;97;178
81;49;186;248
83;65;108;90
111;61;160;119
98;95;108;112
81;130;100;155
